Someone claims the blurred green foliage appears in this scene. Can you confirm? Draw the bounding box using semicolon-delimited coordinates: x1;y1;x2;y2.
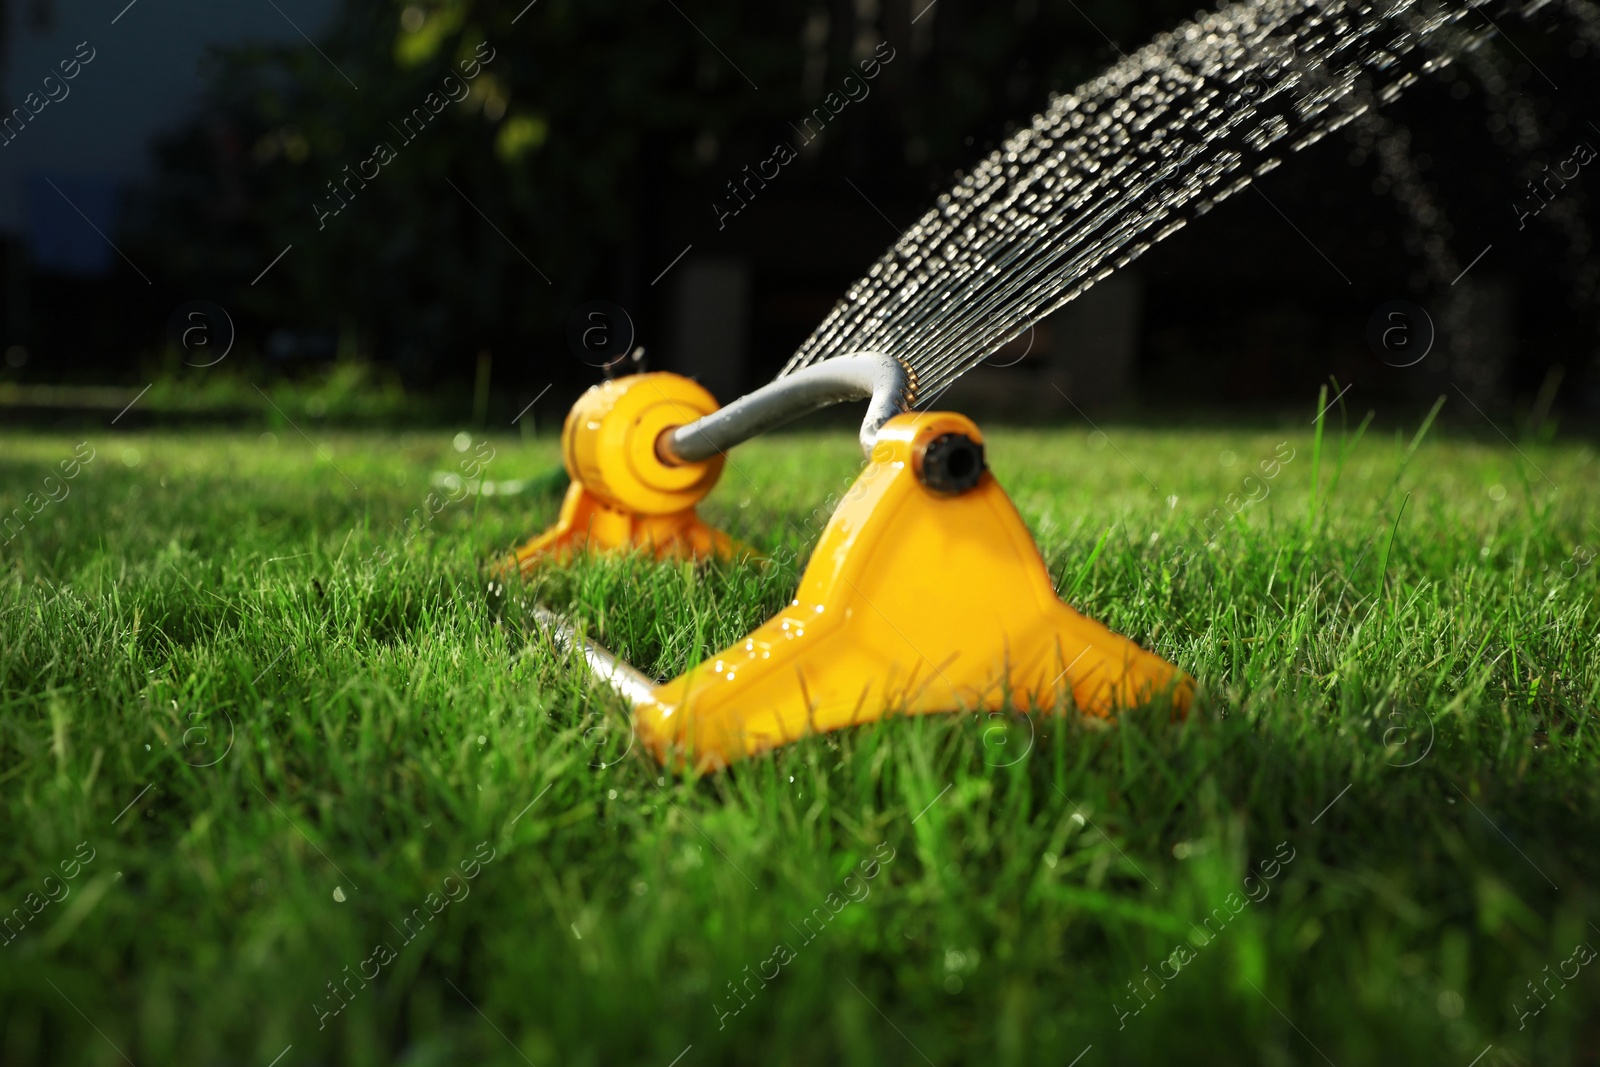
128;0;1186;384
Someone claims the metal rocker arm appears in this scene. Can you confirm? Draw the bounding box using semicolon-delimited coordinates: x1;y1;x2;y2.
661;351;915;463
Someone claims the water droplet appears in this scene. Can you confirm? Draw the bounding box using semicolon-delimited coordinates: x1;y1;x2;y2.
333;886;346;902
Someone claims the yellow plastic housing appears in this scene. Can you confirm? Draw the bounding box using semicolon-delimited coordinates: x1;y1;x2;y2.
510;373;740;568
629;411;1193;769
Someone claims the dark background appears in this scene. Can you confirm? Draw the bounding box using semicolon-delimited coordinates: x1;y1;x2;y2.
1;0;1596;422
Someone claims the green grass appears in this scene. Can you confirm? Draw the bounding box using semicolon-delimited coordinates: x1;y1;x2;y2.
2;409;1597;1066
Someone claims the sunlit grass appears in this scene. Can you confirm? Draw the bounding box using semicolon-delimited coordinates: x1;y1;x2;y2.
1;410;1596;1065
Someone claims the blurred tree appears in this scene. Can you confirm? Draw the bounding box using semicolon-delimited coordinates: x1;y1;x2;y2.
126;0;1195;389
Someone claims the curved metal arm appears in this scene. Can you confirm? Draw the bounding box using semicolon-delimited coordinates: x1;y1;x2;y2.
661;352;913;464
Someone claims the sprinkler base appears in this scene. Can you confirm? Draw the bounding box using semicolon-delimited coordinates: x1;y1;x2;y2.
512;482;740;567
607;411;1192;769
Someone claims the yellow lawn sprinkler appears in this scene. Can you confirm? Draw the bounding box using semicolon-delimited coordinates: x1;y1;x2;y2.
505;355;1196;771
510;352;1191;770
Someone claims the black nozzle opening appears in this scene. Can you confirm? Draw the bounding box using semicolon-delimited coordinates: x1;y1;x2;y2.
918;433;986;496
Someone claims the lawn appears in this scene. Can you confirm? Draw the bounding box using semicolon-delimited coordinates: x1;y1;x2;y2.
1;405;1597;1066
